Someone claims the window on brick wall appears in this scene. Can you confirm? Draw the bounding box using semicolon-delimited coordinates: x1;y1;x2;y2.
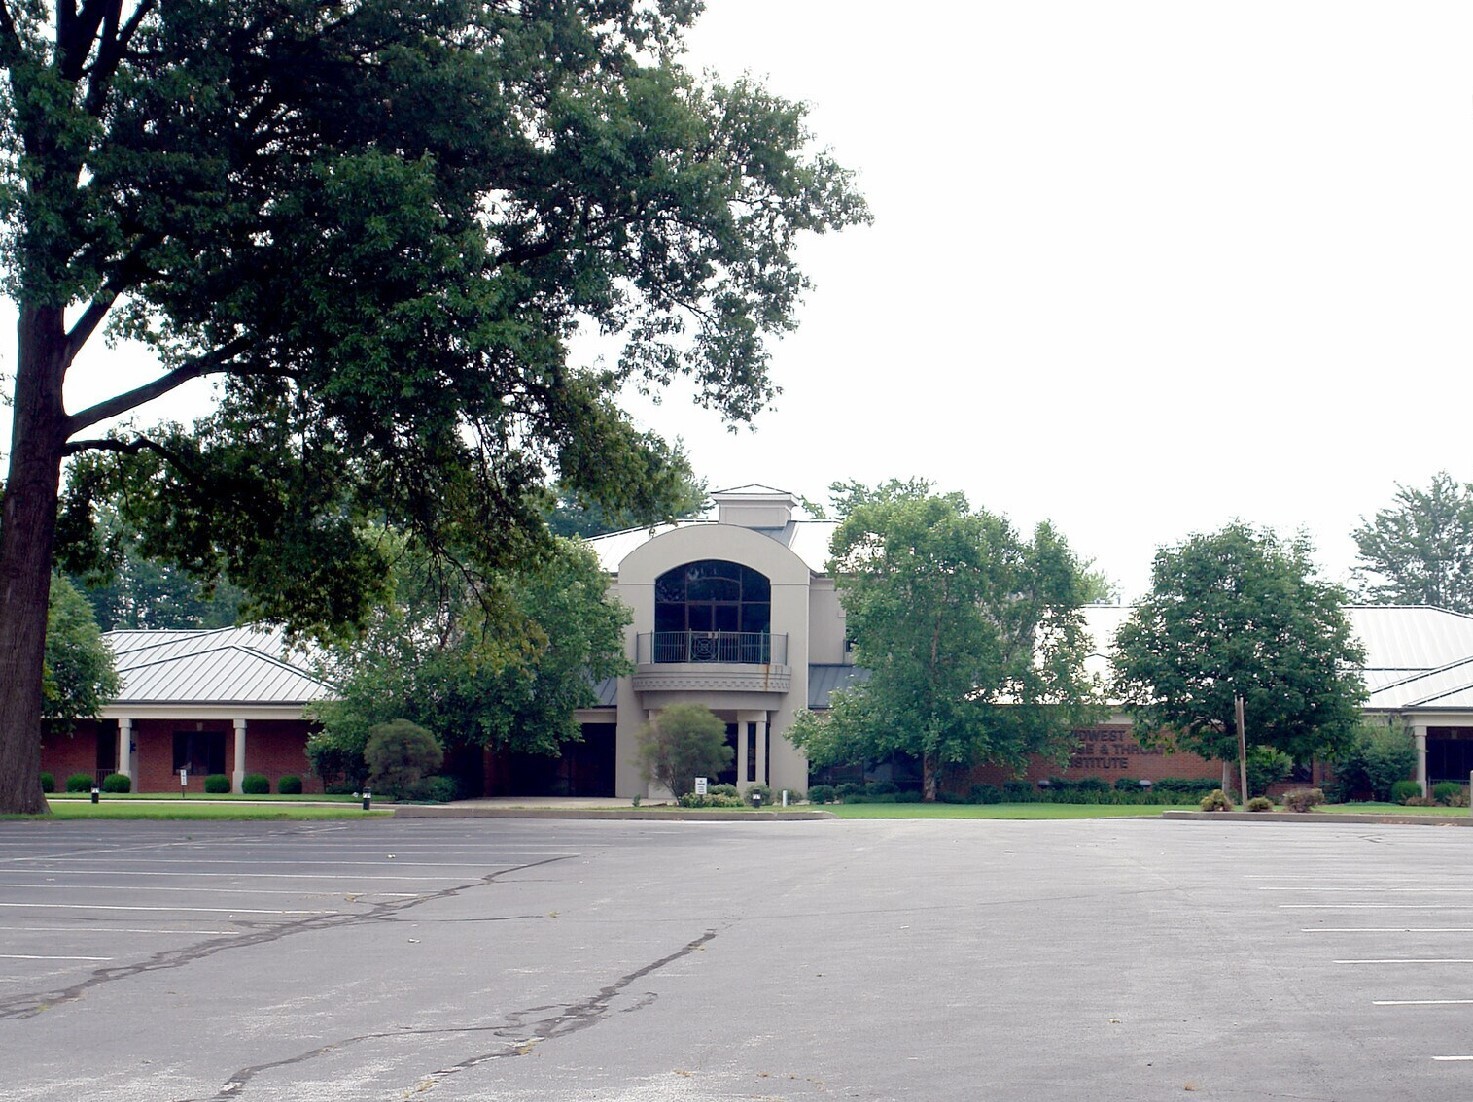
173;731;227;776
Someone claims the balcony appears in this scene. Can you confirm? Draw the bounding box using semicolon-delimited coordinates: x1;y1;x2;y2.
632;631;791;695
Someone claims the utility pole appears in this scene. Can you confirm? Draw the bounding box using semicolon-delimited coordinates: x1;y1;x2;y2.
1235;694;1248;807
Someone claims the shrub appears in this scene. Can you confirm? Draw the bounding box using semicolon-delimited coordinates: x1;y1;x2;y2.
65;772;93;792
1281;787;1325;813
677;792;745;808
101;772;131;793
1199;789;1234;812
1432;782;1464;806
969;784;1002;805
1389;780;1423;805
325;781;359;795
204;773;230;793
39;772;54;793
637;703;731;798
1333;723;1418;802
413;776;458;803
277;775;303;795
835;782;865;801
708;783;739;797
365;719;444;799
866;781;899;796
1246;796;1274;812
1403;794;1436;807
1002;780;1039;803
746;784;775;807
1114;777;1143;792
895;790;922;803
1246;747;1294;796
808;784;836;805
780;788;805;805
241;773;270;795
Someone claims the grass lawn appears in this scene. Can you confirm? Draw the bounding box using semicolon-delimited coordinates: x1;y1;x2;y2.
819;802;1202;819
7;801;393;821
1317;801;1471;817
47;791;366;802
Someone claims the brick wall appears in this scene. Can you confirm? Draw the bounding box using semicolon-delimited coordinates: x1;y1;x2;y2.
955;725;1221;791
124;717;321;794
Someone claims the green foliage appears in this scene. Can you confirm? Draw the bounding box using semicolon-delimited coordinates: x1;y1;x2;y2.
677;792;746;808
241;774;270;795
65;773;93;792
413;776;459;804
277;775;303;796
1282;787;1325;813
792;482;1102;800
310;533;630;787
1390;780;1423;805
364;720;443;800
204;774;230;794
1113;524;1367;766
1200;789;1234;812
1246;747;1294;796
1432;781;1465;806
638;704;732;798
745;784;773;807
39;772;54;793
969;784;1003;804
43;575;120;729
545;446;708;539
1246;796;1275;812
2;0;868;815
1331;723;1418;802
100;773;131;793
807;784;836;805
1352;472;1473;612
707;784;740;798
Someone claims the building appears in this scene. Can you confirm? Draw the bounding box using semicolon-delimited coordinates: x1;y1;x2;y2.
43;485;1473;798
44;626;330;793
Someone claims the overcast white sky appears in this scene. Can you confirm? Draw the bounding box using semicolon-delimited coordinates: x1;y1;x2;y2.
635;0;1473;599
27;1;1473;600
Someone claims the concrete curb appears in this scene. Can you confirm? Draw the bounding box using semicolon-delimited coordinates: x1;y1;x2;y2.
392;805;833;820
1162;810;1473;826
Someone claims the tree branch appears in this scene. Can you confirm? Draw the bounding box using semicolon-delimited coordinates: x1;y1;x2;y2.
63;335;254;435
0;1;24;69
63;287;119;360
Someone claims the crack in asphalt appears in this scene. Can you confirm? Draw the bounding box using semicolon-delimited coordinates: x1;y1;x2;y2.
185;927;720;1101
0;854;576;1021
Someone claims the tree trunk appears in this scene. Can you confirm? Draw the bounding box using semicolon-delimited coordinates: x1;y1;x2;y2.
0;305;70;815
923;753;938;802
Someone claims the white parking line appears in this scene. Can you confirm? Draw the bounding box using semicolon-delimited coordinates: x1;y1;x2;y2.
0;869;476;882
1;953;111;961
1432;1056;1473;1061
1281;904;1471;910
1303;928;1473;933
1335;958;1473;964
1261;886;1473;893
0;884;422;897
0;925;237;935
1375;999;1473;1006
0;902;336;915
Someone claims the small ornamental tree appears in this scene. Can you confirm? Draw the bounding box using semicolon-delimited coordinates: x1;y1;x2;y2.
364;719;443;800
638;704;732;799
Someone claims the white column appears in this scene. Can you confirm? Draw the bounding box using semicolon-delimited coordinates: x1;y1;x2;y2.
232;718;248;794
735;714;750;793
116;718;133;781
755;713;769;786
1414;724;1428;796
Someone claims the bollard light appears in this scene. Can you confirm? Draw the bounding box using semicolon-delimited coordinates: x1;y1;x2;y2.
752;792;762;809
90;785;99;805
363;790;372;811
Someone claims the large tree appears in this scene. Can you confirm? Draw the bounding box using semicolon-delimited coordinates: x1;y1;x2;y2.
307;533;629;789
1112;523;1366;784
1351;472;1473;613
0;1;867;812
789;481;1101;801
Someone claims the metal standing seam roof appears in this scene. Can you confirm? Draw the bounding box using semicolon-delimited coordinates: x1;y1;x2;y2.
105;626;332;706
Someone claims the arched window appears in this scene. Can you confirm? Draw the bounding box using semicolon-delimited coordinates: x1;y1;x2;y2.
654;560;771;651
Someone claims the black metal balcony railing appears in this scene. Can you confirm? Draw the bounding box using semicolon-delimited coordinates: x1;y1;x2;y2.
638;631;788;665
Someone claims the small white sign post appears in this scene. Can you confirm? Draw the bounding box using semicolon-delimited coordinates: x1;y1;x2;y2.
180;768;188;799
694;777;708;796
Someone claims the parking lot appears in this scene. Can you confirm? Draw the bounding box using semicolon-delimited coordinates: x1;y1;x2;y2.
2;815;1472;1100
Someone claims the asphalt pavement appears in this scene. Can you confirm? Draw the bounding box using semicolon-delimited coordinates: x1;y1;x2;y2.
2;816;1472;1100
